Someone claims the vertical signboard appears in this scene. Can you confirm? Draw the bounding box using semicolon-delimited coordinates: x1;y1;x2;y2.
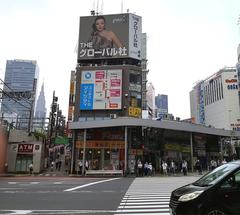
197;82;205;124
129;14;142;60
80;70;122;110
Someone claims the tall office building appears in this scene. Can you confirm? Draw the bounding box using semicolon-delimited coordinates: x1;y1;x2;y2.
34;83;47;130
190;67;240;130
1;60;39;130
155;94;168;118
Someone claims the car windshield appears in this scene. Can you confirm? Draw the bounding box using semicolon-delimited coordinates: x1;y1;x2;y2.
193;163;237;187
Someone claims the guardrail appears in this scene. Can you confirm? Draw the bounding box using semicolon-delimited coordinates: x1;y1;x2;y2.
85;170;123;176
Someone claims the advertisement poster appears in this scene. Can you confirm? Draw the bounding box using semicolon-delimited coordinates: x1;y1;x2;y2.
80;69;122;110
78;13;142;60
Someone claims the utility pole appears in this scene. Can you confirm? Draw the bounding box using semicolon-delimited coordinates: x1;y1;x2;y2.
28;78;37;133
48;91;58;147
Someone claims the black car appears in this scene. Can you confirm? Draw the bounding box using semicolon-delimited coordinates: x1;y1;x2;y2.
169;160;240;215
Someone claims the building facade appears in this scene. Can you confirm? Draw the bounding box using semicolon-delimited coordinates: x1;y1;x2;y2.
1;60;39;131
7;129;44;173
69;13;239;175
190;67;240;130
155;94;168;118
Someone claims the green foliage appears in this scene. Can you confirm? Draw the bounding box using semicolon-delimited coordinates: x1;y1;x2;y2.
33;130;46;140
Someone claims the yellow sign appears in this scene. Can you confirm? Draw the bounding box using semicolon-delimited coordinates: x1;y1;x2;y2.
164;143;190;153
76;140;125;149
129;107;141;117
131;98;137;107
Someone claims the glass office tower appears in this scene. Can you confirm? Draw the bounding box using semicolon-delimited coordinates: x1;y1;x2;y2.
1;60;39;130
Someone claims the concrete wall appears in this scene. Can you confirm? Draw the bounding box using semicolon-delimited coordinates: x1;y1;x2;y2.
7;142;43;173
0;127;7;173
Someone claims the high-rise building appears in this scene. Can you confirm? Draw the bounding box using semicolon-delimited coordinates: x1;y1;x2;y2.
1;60;39;130
190;67;240;130
34;83;47;130
155;94;168;117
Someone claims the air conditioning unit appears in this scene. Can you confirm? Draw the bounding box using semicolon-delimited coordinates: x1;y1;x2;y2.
110;114;117;119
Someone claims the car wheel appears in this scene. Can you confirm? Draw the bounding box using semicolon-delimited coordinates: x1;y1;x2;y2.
205;208;227;215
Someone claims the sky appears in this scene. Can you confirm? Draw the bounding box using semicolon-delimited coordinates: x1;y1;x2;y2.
0;0;240;120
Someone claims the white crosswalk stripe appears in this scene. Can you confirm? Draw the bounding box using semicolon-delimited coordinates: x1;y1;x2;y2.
115;176;199;214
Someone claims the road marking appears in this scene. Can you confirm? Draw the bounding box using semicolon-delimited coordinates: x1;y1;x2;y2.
116;213;170;215
118;205;169;209
64;178;120;192
30;182;40;184
8;182;17;184
0;188;22;190
8;210;32;214
0;210;116;214
120;201;169;205
53;182;63;184
116;209;169;213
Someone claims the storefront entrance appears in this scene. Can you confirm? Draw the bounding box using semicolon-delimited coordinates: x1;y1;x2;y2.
15;154;33;172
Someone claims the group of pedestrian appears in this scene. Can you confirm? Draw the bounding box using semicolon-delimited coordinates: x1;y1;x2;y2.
136;160;153;176
161;160;188;176
78;160;89;174
210;158;227;171
50;155;62;172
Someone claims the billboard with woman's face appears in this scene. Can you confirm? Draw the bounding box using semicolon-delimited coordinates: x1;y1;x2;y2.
78;13;142;61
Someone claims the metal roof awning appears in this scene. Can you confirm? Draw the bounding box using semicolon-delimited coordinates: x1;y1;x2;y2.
69;117;240;137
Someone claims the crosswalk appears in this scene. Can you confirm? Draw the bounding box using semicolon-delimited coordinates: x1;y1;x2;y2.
115;177;197;215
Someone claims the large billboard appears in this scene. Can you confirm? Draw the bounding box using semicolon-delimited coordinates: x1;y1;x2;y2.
78;13;142;61
80;69;122;110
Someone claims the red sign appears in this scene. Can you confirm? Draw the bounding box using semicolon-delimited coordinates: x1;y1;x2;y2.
18;144;33;153
95;71;105;79
110;89;120;97
225;79;237;83
111;79;121;87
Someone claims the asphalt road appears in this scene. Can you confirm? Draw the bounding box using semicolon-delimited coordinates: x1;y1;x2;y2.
0;175;200;215
0;176;134;214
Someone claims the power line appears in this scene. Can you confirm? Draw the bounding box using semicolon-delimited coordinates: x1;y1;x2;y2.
0;78;32;105
0;88;31;110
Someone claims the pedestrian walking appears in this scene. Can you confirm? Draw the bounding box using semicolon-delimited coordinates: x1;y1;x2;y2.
162;161;168;176
170;160;176;175
29;162;33;175
182;160;188;176
137;160;143;176
51;161;55;172
58;160;62;171
195;159;202;175
85;160;89;171
148;163;153;176
78;160;83;174
144;162;148;176
210;159;217;171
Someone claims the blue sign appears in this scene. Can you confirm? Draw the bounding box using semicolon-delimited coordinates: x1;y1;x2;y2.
80;84;94;110
85;72;92;79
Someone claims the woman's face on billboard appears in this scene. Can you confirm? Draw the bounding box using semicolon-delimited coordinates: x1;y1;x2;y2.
95;18;105;32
